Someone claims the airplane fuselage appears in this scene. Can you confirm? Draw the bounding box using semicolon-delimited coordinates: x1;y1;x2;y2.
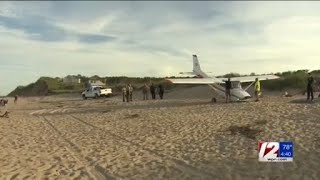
208;83;251;101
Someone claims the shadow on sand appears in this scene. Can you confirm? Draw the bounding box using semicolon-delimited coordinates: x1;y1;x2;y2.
289;98;319;104
225;120;266;140
226;125;262;140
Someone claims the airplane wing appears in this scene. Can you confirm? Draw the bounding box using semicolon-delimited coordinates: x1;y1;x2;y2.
166;75;279;84
166;78;223;84
217;75;280;83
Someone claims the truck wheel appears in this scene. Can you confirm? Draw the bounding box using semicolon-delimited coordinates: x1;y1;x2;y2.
82;95;87;100
95;94;99;99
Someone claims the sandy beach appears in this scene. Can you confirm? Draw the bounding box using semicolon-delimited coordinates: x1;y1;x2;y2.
0;88;319;179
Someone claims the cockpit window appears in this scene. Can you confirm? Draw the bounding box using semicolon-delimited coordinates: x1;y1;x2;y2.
231;81;241;88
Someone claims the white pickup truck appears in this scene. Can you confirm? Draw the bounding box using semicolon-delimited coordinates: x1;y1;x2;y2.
82;86;112;99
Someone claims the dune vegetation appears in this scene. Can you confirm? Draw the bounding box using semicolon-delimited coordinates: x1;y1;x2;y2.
8;70;320;97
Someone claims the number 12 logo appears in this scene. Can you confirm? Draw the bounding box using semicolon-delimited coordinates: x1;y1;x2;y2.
258;141;279;161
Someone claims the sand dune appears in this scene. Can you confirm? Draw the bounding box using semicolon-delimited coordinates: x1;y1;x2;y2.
0;90;320;179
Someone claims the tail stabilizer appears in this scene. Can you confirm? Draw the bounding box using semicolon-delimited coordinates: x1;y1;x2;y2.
179;72;196;75
193;55;202;73
192;55;209;78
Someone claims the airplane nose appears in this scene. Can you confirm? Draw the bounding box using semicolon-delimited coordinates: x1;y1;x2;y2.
232;88;251;100
241;91;251;99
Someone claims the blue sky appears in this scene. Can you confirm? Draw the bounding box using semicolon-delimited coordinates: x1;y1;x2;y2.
1;1;320;95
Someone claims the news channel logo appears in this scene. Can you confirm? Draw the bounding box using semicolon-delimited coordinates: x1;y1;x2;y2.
258;140;293;162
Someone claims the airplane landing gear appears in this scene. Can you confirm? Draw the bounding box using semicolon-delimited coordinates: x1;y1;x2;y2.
211;97;217;103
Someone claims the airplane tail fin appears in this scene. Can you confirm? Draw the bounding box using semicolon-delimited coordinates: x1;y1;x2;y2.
193;55;202;74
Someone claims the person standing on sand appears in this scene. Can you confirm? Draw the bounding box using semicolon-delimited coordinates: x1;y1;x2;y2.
128;84;133;101
254;78;261;102
158;84;164;99
122;86;127;102
14;95;18;104
142;84;149;100
125;84;130;102
224;78;232;103
150;83;156;99
306;73;314;101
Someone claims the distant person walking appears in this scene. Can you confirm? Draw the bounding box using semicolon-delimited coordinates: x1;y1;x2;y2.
158;84;165;99
307;73;314;101
225;78;232;103
128;84;133;101
125;84;130;102
142;84;149;100
150;83;156;99
14;95;18;104
122;86;127;102
254;78;261;102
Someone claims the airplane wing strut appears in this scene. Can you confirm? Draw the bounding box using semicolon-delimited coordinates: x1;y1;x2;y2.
244;81;255;91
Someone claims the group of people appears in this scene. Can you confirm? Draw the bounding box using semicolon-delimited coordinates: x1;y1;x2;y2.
121;73;318;104
121;84;134;102
121;83;165;102
225;73;319;103
142;83;164;100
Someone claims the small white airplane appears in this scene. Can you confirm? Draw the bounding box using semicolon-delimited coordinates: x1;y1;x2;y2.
166;55;280;101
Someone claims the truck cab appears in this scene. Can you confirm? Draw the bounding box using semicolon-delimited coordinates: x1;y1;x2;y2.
82;86;112;99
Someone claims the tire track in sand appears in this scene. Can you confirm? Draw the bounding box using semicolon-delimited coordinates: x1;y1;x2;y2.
68;114;216;179
40;115;121;180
